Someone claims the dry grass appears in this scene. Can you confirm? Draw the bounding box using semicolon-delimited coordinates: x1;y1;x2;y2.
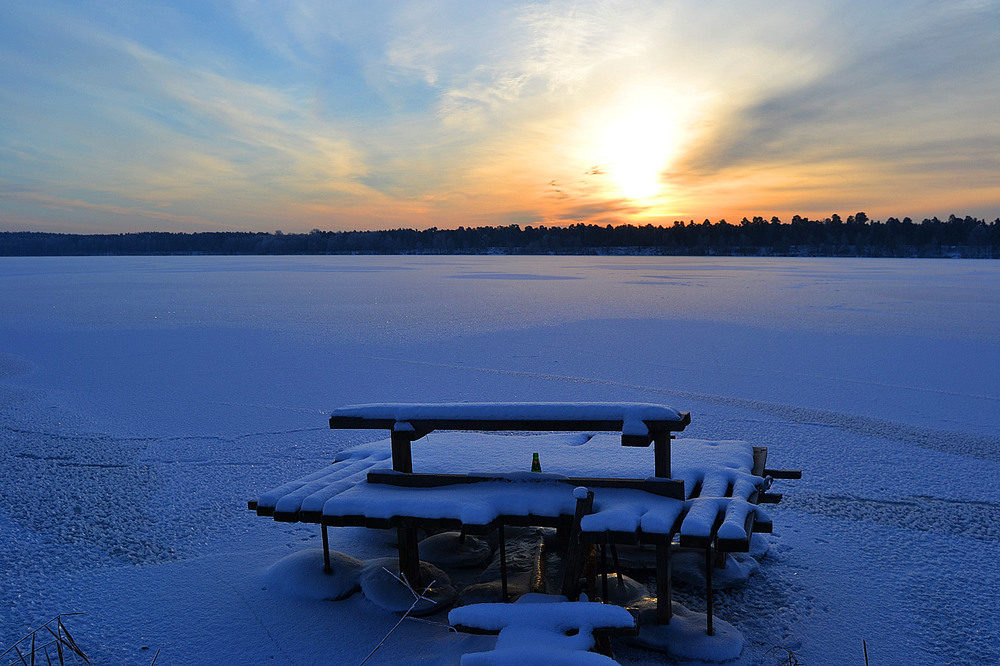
1;613;89;666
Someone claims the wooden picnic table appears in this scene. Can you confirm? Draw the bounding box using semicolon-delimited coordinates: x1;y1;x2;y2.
251;402;797;634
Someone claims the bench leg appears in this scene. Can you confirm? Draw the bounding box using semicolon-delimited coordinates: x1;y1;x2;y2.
498;523;509;602
600;542;609;602
656;541;672;624
322;524;332;574
560;490;595;600
705;543;714;636
610;541;624;586
397;527;421;589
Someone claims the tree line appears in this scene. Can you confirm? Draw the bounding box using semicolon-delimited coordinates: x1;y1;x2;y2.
2;213;998;257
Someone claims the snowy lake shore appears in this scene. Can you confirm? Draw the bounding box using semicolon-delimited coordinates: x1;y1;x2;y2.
1;255;999;664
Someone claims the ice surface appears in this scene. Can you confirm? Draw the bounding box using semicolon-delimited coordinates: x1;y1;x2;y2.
2;256;1000;664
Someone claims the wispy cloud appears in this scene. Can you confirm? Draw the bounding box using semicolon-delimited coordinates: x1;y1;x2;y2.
672;1;1000;210
1;0;998;232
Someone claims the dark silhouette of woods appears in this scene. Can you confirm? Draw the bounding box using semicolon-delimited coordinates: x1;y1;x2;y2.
2;213;998;257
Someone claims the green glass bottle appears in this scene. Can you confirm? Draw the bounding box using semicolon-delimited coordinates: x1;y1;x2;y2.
531;452;541;473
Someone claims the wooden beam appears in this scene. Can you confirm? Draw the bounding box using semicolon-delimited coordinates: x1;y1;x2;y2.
653;432;671;478
763;468;802;479
705;543;715;636
390;430;413;474
560;489;595;599
751;446;768;477
322;525;332;574
717;511;756;553
365;471;685;499
656;541;672;624
397;526;421;589
498;523;508;602
330;412;691;443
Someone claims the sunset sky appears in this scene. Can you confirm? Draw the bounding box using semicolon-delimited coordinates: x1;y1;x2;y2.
2;1;998;233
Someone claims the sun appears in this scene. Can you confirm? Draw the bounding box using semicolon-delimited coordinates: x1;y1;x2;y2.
575;89;697;205
599;106;680;201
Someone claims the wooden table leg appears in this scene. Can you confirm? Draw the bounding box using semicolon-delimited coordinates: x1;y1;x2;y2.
398;527;421;588
705;543;714;636
322;524;332;574
498;523;509;602
656;541;672;624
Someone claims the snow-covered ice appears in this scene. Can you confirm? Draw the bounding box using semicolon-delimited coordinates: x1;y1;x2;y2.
2;255;1000;664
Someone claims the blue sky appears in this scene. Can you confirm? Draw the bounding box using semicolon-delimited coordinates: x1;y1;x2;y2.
1;0;998;233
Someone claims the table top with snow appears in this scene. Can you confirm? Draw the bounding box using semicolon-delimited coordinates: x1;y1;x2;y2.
328;402;691;439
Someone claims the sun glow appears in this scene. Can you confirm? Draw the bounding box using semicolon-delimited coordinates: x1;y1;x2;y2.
573;88;702;206
599;106;680;201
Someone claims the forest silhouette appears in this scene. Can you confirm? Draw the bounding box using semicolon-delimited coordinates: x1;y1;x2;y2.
3;214;998;257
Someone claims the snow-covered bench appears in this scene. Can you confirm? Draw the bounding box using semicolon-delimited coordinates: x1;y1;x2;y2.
327;402;692;477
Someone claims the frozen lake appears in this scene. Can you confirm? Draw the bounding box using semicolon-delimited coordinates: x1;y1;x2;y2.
1;255;999;664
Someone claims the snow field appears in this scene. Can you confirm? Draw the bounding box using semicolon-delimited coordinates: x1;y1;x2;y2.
2;256;999;664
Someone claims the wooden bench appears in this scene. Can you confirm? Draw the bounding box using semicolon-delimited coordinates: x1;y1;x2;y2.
328;402;691;476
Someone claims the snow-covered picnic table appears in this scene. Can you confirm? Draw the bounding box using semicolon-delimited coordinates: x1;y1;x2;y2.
251;403;793;632
255;432;770;550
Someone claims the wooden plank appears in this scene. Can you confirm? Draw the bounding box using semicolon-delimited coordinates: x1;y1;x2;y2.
579;530;640;546
654;432;671;477
366;471;476;487
299;509;323;523
322;510;577;533
390;430;414;473
499;514;572;529
365;471;685;499
398;527;421;587
764;468;802;479
560;489;595;599
329;403;690;431
656;541;672;624
331;416;689;432
679;508;726;550
329;411;692;447
717;511;756;553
